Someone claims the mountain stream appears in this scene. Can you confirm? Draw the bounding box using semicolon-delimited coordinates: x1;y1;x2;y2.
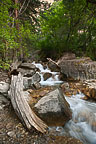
33;62;96;144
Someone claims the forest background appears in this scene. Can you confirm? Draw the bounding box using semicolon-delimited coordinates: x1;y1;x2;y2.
0;0;96;70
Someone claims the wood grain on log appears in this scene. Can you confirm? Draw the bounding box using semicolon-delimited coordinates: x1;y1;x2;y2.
9;73;48;133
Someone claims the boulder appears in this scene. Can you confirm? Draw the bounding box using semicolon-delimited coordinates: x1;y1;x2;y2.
47;58;60;72
33;82;41;89
19;63;36;70
48;62;60;72
0;94;9;110
57;52;76;63
23;73;41;90
58;73;68;81
31;73;41;84
43;72;52;81
58;56;96;80
34;88;72;126
0;81;10;94
18;68;35;77
7;131;16;138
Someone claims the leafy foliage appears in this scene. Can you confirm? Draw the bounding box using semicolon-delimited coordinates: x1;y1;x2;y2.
0;0;96;70
0;0;47;69
38;0;96;60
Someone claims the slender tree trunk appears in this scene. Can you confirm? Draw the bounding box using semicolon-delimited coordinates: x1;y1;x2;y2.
14;0;23;60
15;0;19;30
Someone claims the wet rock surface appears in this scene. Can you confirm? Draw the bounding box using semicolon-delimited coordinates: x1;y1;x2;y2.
82;79;96;100
61;80;96;100
48;61;60;72
43;72;52;81
34;88;72;126
23;73;41;90
17;63;41;90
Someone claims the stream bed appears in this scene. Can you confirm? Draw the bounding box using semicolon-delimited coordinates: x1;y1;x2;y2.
33;62;96;144
49;94;96;144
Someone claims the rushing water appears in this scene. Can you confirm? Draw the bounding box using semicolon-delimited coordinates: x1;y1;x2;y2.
32;61;63;86
33;62;96;144
65;94;96;144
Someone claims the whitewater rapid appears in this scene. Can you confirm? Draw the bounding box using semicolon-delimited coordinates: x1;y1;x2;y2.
65;94;96;144
32;61;63;86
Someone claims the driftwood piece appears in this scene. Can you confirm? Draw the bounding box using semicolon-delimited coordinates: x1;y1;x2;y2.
9;73;48;133
47;58;59;68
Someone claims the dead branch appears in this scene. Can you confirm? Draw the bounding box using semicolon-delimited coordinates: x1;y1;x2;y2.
47;58;60;67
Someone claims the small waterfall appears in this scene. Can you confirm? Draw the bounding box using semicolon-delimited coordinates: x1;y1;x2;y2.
32;61;96;144
32;61;63;86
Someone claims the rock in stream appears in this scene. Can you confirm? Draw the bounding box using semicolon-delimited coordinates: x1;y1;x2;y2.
34;88;72;126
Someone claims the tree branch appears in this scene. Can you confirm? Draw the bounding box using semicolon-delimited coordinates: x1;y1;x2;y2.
19;0;26;14
19;0;31;16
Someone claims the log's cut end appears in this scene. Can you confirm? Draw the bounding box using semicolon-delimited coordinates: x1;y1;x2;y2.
9;73;48;133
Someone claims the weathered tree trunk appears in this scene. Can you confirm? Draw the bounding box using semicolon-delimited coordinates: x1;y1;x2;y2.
9;73;48;133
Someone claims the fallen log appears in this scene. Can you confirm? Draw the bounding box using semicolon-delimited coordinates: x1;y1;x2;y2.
9;73;48;133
